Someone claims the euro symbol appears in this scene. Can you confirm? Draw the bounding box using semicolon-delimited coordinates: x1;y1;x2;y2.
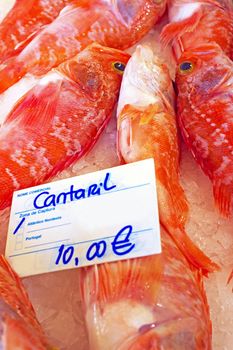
111;225;135;256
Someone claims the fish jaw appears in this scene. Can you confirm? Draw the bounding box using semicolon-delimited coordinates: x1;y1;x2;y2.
117;45;174;115
116;44;174;162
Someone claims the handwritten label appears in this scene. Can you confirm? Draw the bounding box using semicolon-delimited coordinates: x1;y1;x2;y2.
5;159;161;277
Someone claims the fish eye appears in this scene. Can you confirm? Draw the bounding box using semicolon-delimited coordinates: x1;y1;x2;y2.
179;61;194;74
112;62;126;74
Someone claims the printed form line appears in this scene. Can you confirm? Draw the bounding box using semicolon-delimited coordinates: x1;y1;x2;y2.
25;239;70;249
8;228;153;258
28;222;71;233
15;182;150;215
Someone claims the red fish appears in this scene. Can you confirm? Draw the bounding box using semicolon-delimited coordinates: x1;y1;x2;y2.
0;255;50;349
161;0;233;60
0;43;130;210
0;0;166;94
117;44;218;274
176;44;233;216
80;226;212;350
0;0;78;63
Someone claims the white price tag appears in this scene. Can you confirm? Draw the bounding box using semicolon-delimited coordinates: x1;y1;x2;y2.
5;159;161;277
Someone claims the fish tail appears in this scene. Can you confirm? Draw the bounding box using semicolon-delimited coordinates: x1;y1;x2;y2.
170;182;189;227
160;10;202;48
158;167;190;228
0;255;41;332
162;224;219;276
193;269;213;346
2;317;47;350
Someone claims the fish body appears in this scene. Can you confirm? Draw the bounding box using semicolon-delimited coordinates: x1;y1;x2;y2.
0;255;49;349
0;0;76;63
117;44;218;274
161;0;233;60
80;226;212;350
0;0;166;93
0;43;130;210
176;44;233;216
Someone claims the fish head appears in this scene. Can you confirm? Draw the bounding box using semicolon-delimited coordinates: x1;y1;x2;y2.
118;44;174;114
56;43;130;100
175;43;230;101
117;44;175;162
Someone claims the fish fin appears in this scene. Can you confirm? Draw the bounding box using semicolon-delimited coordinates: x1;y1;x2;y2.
160;10;202;48
117;104;162;157
162;225;220;276
81;254;163;309
213;179;232;217
3;77;62;134
118;105;189;226
3;317;47;350
0;255;41;330
167;179;189;227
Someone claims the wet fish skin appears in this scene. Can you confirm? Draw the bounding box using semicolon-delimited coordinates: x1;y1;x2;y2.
176;43;233;216
0;0;77;63
0;255;49;349
117;43;218;275
0;0;166;93
0;43;130;210
161;0;233;60
80;226;212;350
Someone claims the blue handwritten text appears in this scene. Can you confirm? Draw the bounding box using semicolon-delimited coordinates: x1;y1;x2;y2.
55;225;135;267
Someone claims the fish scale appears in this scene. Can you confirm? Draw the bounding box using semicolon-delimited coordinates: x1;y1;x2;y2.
161;0;233;61
0;0;166;94
0;0;76;63
0;43;130;210
176;44;233;216
116;43;218;276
